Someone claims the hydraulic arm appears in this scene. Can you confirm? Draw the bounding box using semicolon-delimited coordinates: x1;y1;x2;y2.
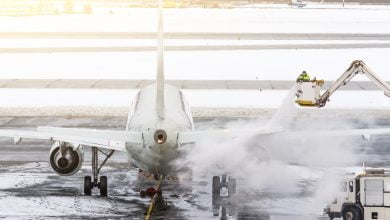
296;60;390;107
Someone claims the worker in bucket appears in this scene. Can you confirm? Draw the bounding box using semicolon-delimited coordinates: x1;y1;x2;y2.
297;71;310;82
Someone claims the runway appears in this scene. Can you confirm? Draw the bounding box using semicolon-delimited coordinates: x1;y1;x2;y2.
0;116;389;219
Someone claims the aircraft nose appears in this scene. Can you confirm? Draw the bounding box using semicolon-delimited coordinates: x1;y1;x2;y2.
154;129;167;144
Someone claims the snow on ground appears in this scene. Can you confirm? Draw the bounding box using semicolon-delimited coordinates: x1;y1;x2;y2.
0;39;388;48
0;88;387;109
0;196;118;217
0;7;389;33
0;48;389;81
244;3;390;9
0;162;51;189
0;7;388;80
0;173;48;190
0;7;388;111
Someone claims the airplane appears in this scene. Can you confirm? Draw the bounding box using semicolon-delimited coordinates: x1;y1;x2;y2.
0;0;389;201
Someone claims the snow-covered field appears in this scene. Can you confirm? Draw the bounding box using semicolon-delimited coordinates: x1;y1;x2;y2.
0;8;389;80
2;39;389;48
0;7;389;80
0;88;387;110
0;6;388;112
0;49;389;81
1;6;390;33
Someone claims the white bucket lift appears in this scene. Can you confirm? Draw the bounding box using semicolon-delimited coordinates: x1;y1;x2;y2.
295;80;324;107
295;60;390;107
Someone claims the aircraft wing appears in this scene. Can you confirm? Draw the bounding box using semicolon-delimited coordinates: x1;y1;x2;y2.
178;126;284;145
0;126;143;152
284;128;390;140
178;126;390;145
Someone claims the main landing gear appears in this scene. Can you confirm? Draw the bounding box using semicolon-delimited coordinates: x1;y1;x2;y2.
84;147;115;196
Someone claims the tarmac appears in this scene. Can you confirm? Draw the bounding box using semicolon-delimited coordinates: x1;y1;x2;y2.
0;116;388;219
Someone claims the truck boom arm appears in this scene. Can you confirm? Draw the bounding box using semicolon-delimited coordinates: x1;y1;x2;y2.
317;60;390;107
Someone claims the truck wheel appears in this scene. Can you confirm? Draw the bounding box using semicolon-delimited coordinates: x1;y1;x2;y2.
342;206;362;220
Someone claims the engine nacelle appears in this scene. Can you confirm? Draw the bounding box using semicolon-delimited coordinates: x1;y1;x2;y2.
49;142;84;176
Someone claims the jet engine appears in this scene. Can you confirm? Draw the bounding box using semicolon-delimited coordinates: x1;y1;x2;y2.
49;142;84;176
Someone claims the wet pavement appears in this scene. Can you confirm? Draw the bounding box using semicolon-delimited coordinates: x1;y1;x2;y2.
0;116;388;219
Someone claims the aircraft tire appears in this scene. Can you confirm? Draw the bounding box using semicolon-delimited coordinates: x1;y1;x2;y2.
228;177;236;196
84;176;92;196
212;176;221;195
100;176;108;197
221;207;227;219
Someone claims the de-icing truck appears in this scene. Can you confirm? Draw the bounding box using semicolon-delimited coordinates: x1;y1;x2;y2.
325;169;390;220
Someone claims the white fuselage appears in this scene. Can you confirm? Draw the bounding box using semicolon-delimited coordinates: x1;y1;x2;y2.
125;84;194;175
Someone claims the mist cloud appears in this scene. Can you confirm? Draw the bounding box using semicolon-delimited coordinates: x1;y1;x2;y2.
177;86;362;215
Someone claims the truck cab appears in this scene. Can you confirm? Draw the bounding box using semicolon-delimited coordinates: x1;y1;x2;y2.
325;169;390;220
326;177;359;219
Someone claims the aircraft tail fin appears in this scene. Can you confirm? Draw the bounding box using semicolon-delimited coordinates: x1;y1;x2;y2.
156;0;165;119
